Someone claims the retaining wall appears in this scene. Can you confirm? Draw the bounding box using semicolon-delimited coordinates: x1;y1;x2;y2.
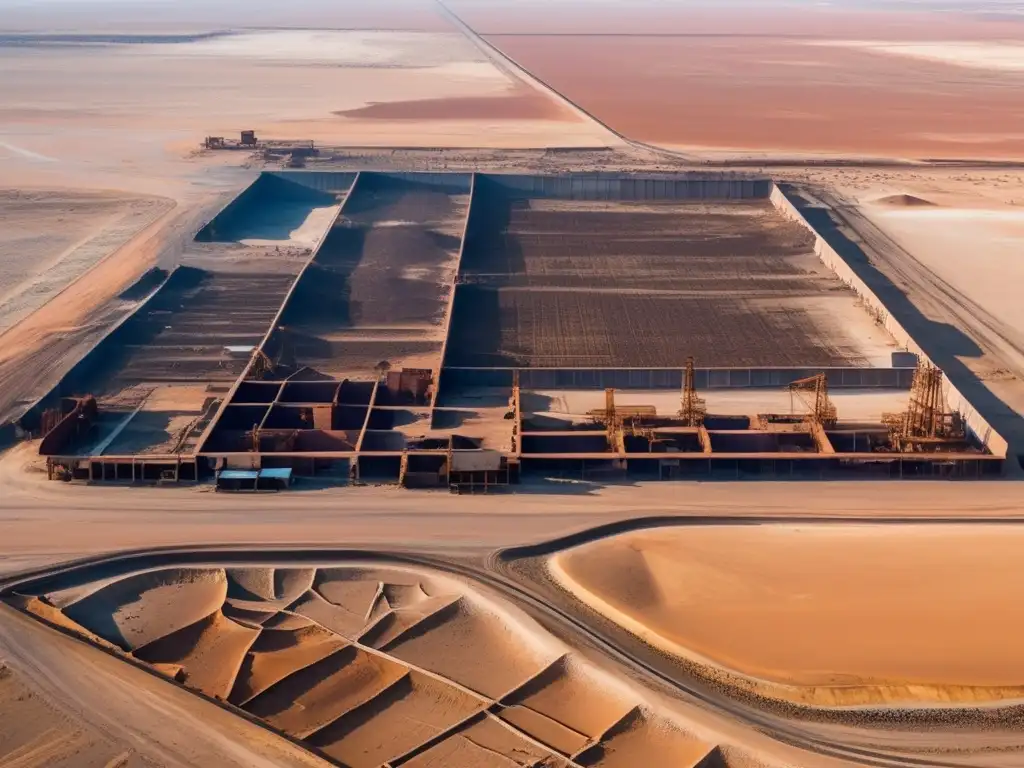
770;184;1008;458
439;367;916;393
481;173;771;201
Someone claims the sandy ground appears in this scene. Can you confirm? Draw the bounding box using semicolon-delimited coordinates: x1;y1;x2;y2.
847;176;1024;340
553;524;1024;706
0;188;172;333
0;29;604;156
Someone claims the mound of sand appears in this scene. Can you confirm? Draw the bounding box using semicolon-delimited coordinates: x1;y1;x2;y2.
381;596;557;699
245;645;409;737
12;562;739;767
61;568;228;651
553;525;1024;705
577;707;718;768
133;609;260;699
877;194;937;207
404;714;558;767
229;625;348;705
307;671;484;768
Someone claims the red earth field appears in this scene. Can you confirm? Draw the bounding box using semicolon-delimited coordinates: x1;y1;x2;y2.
447;2;1024;158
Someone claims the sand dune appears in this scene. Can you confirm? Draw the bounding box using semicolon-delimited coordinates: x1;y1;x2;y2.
307;671;484;767
289;587;373;638
877;194;937;207
382;596;557;698
274;568;316;602
314;569;382;615
133;609;260;699
501;656;634;741
227;568;276;602
404;714;562;767
360;594;461;648
245;644;409;737
577;708;718;768
9;562;745;766
229;625;348;705
553;525;1024;706
61;567;228;651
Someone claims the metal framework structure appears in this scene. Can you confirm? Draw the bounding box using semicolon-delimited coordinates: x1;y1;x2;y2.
883;362;966;451
679;356;707;426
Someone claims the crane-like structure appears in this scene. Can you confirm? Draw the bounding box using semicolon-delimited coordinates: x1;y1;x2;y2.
789;373;838;428
883;362;965;451
789;373;837;454
679;357;707;427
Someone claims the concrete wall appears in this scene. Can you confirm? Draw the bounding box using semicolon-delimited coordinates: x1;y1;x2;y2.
360;171;473;194
482;173;770;201
268;171;358;195
770;184;1009;458
439;366;916;393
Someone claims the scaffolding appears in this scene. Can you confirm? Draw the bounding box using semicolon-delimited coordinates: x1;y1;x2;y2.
883;362;966;451
679;357;707;426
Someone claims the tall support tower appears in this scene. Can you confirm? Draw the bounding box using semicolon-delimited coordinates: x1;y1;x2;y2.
679;357;707;426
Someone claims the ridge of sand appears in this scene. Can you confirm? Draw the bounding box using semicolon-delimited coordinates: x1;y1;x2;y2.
577;707;718;768
551;526;1024;707
244;644;410;738
227;568;277;602
7;563;763;766
288;588;374;639
60;568;228;651
306;670;485;768
876;193;937;207
403;714;558;768
5;595;122;654
133;609;261;700
313;570;382;615
229;625;349;706
381;595;559;699
359;594;462;649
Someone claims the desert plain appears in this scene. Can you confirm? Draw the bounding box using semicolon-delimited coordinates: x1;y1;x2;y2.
2;0;1024;766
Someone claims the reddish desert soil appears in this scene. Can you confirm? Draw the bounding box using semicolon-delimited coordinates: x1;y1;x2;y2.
453;2;1024;39
486;33;1024;159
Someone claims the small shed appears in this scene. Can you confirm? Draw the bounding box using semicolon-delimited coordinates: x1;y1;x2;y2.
217;469;258;492
216;467;293;492
258;467;293;491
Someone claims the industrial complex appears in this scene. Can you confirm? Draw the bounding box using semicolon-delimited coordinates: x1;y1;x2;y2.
22;171;1007;488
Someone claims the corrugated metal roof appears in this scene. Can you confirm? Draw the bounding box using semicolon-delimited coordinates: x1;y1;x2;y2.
218;469;258;480
259;468;293;480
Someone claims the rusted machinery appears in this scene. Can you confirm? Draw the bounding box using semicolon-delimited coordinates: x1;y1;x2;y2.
883;362;966;451
789;373;838;428
787;373;837;454
586;389;657;455
678;357;707;426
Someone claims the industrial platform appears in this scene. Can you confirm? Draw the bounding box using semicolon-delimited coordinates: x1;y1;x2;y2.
26;171;1007;486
